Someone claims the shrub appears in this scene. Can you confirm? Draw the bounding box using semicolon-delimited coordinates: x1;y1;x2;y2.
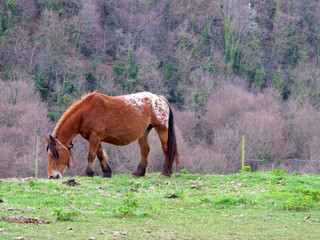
240;111;291;161
286;102;320;160
0;79;52;178
175;84;295;174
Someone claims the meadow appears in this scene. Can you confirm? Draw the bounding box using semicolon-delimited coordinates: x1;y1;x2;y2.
1;170;320;240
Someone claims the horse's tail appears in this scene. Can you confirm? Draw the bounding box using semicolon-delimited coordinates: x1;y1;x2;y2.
167;104;179;172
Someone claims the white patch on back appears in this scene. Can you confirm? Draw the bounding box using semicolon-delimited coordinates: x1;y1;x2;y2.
124;92;169;127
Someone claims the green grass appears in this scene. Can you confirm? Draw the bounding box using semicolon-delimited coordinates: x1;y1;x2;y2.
1;170;320;239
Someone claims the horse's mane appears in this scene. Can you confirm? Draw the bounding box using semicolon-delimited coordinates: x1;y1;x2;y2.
47;141;59;158
53;92;96;136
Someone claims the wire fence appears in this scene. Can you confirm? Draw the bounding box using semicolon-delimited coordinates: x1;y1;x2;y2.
245;159;320;173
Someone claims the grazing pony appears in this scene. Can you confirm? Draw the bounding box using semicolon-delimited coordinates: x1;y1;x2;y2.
46;92;179;179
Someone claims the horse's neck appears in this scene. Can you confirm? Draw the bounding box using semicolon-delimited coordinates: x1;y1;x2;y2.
53;113;80;146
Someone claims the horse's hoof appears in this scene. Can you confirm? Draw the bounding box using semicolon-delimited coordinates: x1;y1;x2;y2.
85;168;94;177
103;172;112;178
131;174;141;178
131;169;146;177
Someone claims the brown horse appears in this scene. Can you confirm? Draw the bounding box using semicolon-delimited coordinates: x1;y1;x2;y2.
46;92;179;179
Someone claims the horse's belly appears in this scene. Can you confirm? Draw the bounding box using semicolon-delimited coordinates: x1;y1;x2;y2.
102;133;139;146
101;123;149;146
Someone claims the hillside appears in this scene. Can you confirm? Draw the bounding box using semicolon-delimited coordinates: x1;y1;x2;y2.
1;0;320;177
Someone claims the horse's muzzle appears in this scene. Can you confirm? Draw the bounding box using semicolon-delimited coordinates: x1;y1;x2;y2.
49;173;62;179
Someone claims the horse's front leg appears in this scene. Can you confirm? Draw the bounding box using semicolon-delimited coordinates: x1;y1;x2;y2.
96;143;112;178
85;133;100;177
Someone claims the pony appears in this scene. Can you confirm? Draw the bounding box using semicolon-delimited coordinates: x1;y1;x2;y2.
46;92;179;179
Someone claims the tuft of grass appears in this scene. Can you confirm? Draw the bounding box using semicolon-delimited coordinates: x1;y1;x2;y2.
180;169;190;174
54;209;80;221
300;188;320;201
267;168;287;175
279;195;312;211
113;193;139;218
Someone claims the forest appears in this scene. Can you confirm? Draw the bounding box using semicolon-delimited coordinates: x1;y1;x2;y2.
1;0;320;178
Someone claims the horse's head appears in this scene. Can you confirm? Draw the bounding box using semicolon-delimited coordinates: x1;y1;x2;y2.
46;135;73;179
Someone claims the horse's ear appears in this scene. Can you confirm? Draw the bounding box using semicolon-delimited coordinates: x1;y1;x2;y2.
45;136;50;142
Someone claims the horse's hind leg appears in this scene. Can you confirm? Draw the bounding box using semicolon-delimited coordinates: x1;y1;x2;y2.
155;126;172;177
96;143;112;178
132;126;152;177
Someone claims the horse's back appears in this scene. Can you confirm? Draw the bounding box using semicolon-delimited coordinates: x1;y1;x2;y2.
119;92;170;128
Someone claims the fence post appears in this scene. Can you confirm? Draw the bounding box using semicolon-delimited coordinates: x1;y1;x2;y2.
35;136;40;178
242;135;245;173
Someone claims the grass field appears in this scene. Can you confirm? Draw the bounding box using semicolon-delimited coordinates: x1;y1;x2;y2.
1;170;320;239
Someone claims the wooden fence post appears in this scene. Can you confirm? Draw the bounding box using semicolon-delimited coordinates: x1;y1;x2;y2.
35;136;40;178
242;135;245;173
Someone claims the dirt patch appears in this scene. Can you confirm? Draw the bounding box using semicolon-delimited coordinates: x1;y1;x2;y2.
62;179;80;187
1;216;51;224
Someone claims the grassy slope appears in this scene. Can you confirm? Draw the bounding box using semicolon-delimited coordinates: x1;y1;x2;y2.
0;171;320;239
